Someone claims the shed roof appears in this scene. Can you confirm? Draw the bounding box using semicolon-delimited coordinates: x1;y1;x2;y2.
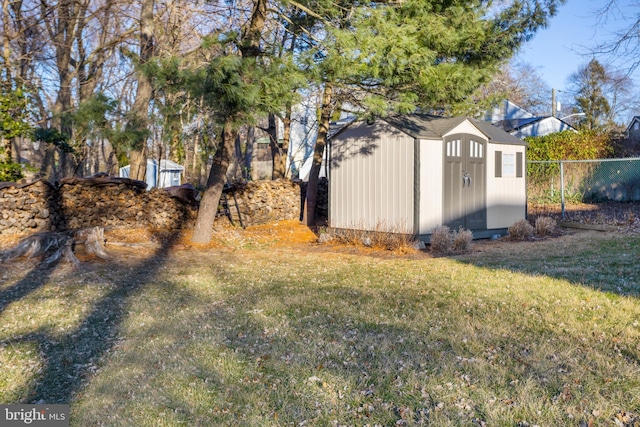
382;114;526;145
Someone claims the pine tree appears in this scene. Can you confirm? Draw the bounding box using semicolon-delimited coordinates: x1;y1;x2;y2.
297;0;568;225
570;59;614;130
188;0;304;244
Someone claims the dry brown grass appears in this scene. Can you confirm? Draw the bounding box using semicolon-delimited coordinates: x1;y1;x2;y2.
322;222;418;253
2;221;640;426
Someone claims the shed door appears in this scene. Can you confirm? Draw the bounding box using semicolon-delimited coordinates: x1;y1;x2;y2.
443;134;487;230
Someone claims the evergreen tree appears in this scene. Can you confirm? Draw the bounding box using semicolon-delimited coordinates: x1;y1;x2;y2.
296;0;567;225
147;0;567;240
570;58;612;130
187;0;304;244
0;85;31;181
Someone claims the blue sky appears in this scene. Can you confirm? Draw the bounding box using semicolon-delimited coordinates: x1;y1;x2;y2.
515;0;637;92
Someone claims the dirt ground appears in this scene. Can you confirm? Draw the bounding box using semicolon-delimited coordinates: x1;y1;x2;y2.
528;201;640;233
1;202;638;266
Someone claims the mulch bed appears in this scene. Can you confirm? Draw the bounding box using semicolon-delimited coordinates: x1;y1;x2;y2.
528;202;640;233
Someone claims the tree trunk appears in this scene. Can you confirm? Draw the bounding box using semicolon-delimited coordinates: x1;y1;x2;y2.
128;0;154;181
240;0;266;58
281;103;292;178
267;112;284;179
0;137;9;163
191;121;236;244
304;82;333;226
2;0;11;83
244;126;255;180
190;0;266;244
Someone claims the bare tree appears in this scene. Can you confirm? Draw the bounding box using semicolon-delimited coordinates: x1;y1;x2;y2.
453;61;551;118
126;0;154;182
593;1;640;74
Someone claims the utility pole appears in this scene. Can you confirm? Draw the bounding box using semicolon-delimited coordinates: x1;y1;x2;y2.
551;88;557;117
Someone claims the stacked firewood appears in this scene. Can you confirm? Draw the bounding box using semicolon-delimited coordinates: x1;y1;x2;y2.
223;179;303;227
1;175;307;236
0;176;197;235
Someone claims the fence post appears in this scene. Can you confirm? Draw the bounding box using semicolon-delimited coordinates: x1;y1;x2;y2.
560;161;565;220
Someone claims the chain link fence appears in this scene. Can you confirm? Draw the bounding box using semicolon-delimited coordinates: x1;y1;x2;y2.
527;157;640;211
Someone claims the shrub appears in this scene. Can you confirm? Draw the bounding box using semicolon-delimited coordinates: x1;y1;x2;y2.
452;227;473;252
508;219;535;240
525;129;614;161
0;161;23;182
324;225;417;253
430;225;451;254
430;226;473;254
535;216;557;236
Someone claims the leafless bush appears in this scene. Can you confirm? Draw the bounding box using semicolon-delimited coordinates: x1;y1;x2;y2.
324;222;417;252
452;227;473;252
508;219;535;240
430;226;473;254
430;225;451;254
535;216;557;236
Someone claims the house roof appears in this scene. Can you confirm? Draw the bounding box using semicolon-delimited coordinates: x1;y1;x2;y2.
492;115;577;137
492;117;544;133
625;116;640;132
150;159;184;171
383;114;526;145
120;159;185;172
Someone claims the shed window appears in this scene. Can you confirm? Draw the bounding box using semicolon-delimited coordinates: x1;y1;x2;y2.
502;153;516;177
446;139;461;157
469;140;483;158
635;122;639;130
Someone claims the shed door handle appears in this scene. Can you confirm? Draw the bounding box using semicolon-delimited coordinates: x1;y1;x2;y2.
463;173;471;187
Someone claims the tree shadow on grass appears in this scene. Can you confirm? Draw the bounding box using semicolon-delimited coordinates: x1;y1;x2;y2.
0;232;181;404
457;230;640;298
0;262;60;316
69;259;640;426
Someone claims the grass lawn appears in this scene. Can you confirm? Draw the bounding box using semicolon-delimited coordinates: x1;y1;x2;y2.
1;223;639;426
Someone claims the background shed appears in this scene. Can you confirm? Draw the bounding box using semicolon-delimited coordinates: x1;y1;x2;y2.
328;114;527;240
119;159;184;190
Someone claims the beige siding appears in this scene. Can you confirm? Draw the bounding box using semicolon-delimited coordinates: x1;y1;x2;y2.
448;120;526;230
443;121;485;139
486;145;527;229
330;121;414;233
418;139;443;234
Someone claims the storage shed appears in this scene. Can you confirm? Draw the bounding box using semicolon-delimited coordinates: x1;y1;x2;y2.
328;114;527;241
119;159;184;190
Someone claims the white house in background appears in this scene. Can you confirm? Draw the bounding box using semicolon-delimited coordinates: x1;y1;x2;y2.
289;92;320;180
297;116;357;181
489;100;576;138
119;159;184;189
